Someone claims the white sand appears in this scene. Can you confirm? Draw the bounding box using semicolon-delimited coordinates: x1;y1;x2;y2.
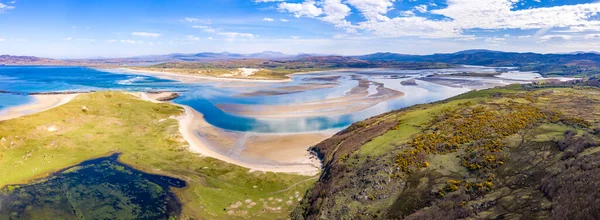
175;105;323;175
119;68;293;83
0;94;79;121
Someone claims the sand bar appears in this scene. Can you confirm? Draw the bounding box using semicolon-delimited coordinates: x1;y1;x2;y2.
218;81;405;118
0;94;79;121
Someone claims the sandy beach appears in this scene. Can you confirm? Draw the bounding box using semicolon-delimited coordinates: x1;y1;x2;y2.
0;94;79;121
176;105;326;175
133;92;327;175
119;68;294;83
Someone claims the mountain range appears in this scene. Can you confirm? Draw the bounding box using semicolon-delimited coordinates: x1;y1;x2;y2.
2;50;600;77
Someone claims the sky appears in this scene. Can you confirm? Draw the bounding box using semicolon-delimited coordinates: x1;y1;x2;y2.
1;0;600;58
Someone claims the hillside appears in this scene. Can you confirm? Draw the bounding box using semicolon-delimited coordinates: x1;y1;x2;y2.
357;51;600;77
293;79;600;219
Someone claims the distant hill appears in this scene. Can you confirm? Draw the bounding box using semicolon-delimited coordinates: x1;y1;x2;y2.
3;50;600;76
354;50;600;76
0;55;64;65
134;51;296;62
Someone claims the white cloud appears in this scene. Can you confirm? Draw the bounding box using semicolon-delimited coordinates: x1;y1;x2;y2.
539;35;573;40
218;32;256;39
356;16;462;38
414;5;428;13
274;0;600;40
517;35;532;39
183;17;199;22
254;0;283;2
120;40;140;44
278;0;323;18
0;38;5;42
106;39;117;43
191;25;257;39
263;17;274;22
203;28;217;33
64;37;73;41
399;10;415;17
0;3;15;12
280;18;290;22
181;17;211;24
430;1;600;30
346;0;395;22
186;35;201;41
585;34;600;40
320;0;352;27
131;32;161;37
485;37;506;44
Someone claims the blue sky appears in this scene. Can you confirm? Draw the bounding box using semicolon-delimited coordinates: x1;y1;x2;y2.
1;0;600;58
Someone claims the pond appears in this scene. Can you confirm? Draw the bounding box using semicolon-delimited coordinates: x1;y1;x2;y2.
0;153;186;220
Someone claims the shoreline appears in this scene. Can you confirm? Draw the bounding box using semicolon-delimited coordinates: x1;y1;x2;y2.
114;67;357;84
0;94;79;121
132;92;325;175
117;68;294;83
175;105;324;175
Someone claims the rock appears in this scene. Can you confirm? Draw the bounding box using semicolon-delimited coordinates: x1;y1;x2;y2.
82;106;89;112
1;137;6;142
47;126;58;132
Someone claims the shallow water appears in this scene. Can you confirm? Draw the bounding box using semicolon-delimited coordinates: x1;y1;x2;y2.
0;66;531;133
0;153;186;219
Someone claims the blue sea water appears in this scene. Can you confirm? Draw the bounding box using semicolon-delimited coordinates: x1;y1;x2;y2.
0;66;475;133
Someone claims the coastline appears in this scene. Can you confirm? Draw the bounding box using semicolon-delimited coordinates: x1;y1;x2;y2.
175;105;324;175
0;94;79;121
114;67;357;83
132;92;325;175
117;68;294;83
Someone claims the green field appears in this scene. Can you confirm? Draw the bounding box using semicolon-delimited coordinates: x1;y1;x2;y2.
0;92;316;219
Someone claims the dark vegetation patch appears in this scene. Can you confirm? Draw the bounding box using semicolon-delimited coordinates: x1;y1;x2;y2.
0;153;185;220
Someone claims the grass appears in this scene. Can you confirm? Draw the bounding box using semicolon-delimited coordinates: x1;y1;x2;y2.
356;99;473;159
0;92;315;219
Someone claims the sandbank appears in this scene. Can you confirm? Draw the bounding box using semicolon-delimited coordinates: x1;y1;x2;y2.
218;80;405;118
0;94;79;121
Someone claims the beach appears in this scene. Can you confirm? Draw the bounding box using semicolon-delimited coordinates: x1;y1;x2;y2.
120;68;294;83
176;105;325;175
132;91;327;175
0;94;78;121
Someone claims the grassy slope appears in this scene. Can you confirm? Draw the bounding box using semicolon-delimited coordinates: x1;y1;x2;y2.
295;84;600;219
0;92;315;219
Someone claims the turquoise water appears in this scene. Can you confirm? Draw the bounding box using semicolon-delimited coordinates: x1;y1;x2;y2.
0;66;483;133
0;93;34;111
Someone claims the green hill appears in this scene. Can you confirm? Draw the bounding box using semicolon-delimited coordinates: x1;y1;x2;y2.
293;79;600;219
